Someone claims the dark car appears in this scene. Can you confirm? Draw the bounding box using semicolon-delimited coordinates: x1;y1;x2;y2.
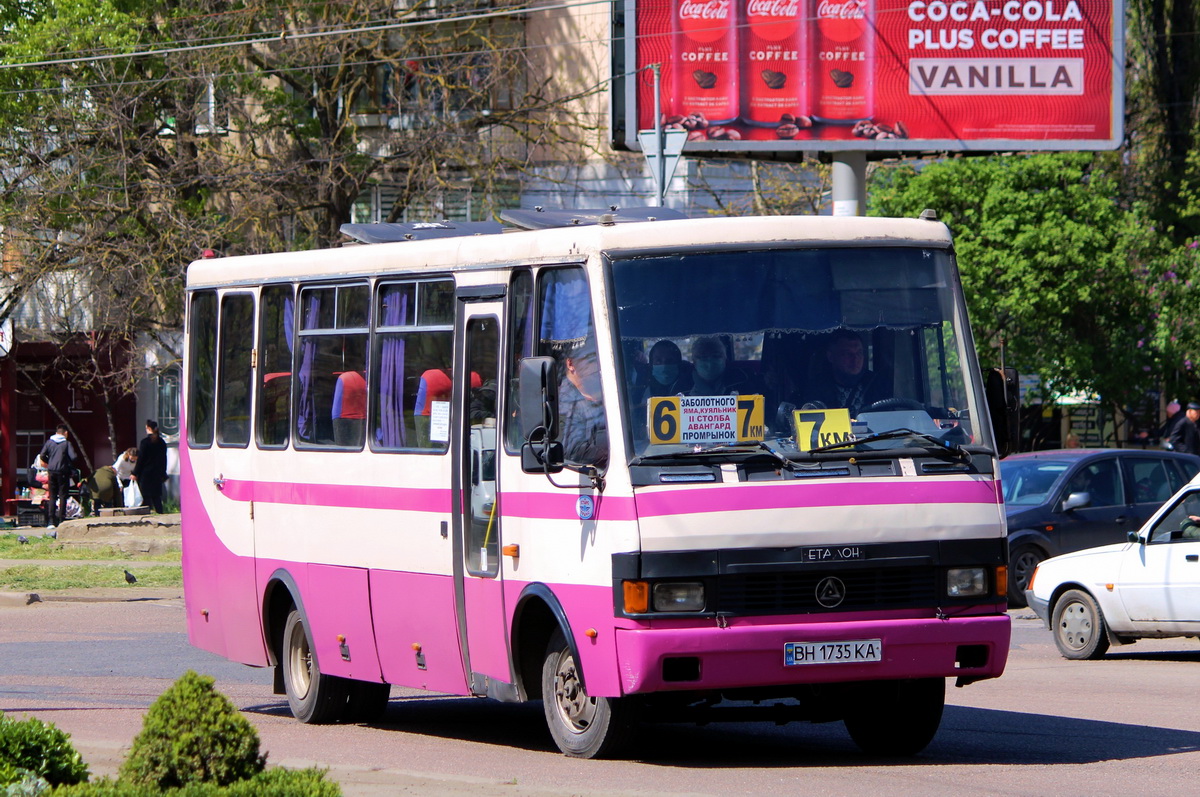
1000;448;1200;605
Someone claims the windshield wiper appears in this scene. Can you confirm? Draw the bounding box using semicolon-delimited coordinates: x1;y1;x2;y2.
631;441;798;472
809;428;970;461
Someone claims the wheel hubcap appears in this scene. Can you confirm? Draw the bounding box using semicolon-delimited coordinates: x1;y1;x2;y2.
1059;601;1094;650
288;622;313;698
551;649;597;734
1012;552;1040;591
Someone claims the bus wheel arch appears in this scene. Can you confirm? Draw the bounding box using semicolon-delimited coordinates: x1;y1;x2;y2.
511;584;573;703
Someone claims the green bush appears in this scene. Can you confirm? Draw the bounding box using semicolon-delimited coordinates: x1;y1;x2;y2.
0;712;88;786
119;672;265;789
51;768;339;796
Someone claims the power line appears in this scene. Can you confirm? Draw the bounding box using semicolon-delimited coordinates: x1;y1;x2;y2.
0;0;611;71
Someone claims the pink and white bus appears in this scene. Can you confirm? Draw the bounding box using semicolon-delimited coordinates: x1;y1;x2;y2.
182;209;1014;758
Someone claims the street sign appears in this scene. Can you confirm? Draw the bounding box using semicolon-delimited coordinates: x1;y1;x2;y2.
638;128;687;197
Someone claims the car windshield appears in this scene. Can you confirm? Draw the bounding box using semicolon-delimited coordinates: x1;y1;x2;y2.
999;459;1071;506
610;246;990;462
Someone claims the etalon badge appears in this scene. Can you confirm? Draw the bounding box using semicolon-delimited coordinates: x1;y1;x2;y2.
815;576;846;609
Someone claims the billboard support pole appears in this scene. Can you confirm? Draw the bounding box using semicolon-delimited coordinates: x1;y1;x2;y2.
831;152;866;217
652;63;665;207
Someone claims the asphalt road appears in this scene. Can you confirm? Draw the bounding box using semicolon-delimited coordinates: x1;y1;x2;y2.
2;594;1198;796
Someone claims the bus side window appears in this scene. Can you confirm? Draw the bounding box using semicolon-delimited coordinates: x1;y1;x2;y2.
187;290;218;447
372;279;455;452
257;285;294;448
217;293;255;446
504;269;534;453
296;283;369;449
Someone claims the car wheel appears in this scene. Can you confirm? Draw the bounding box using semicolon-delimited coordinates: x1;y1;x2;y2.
541;629;639;758
1051;589;1111;660
842;678;945;756
1007;545;1044;607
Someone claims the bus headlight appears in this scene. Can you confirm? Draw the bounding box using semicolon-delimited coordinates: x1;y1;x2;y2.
946;567;988;597
652;582;705;612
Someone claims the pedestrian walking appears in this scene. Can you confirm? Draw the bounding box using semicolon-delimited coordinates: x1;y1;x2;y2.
132;420;168;513
36;424;78;531
1168;402;1200;455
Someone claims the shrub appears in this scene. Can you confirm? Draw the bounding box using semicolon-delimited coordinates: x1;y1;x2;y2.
0;712;88;786
119;672;265;789
52;768;340;796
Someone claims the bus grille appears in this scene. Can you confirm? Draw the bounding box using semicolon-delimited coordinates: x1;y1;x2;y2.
716;567;938;615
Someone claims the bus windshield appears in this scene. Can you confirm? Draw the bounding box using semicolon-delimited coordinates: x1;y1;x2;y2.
611;246;989;461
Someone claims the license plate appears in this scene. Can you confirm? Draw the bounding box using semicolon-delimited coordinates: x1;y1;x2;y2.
784;639;882;666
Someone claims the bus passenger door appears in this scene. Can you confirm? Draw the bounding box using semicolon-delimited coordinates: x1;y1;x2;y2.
453;301;511;696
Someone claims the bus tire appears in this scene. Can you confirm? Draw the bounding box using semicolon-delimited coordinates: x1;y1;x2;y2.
842;677;945;756
282;608;349;724
541;629;637;759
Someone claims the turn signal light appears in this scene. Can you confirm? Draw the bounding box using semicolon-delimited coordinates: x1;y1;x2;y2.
997;565;1009;598
623;580;649;614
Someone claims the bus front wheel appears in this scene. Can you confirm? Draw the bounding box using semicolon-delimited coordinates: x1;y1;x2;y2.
842;677;945;756
282;608;349;724
541;629;638;759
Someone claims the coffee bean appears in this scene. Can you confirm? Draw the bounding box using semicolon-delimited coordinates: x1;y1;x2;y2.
761;69;786;90
776;124;799;139
830;69;854;89
693;70;717;90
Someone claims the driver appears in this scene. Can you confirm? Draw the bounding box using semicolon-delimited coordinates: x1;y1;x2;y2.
801;329;888;416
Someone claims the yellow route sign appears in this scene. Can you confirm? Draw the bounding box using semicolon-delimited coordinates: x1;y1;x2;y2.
793;408;854;451
649;395;765;445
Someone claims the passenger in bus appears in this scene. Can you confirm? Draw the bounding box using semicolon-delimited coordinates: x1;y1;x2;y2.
415;367;482;447
558;338;608;469
332;370;366;446
640;339;693;399
801;329;888;417
687;336;755;397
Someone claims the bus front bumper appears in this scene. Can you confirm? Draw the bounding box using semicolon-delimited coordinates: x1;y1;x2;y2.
613;613;1010;695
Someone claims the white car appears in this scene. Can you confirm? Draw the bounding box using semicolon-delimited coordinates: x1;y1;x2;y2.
1025;476;1200;659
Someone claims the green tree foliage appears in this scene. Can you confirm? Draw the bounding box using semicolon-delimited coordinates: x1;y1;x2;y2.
1126;0;1200;240
0;710;89;785
869;153;1156;408
119;671;265;789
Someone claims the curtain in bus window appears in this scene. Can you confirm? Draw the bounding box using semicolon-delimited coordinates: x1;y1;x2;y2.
297;293;321;441
539;270;591;348
258;286;293;448
376;287;409;448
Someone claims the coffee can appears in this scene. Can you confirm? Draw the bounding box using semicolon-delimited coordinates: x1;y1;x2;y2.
812;0;874;123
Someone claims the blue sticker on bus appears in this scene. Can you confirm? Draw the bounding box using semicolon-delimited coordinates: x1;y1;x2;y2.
576;495;594;520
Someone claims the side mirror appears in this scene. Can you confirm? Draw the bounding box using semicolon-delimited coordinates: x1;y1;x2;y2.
1062;491;1091;512
985;367;1020;457
518;356;564;474
1127;530;1143;544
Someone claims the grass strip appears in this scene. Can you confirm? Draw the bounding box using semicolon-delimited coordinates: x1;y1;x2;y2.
0;564;182;590
0;533;180;562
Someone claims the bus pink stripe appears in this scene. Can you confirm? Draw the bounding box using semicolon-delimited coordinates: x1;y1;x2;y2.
635;480;999;517
500;492;637;521
220;479;451;513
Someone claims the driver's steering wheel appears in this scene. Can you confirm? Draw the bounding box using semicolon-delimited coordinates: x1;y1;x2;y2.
863;397;926;412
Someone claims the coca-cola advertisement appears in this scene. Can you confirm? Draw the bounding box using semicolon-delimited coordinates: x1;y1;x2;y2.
623;0;1122;151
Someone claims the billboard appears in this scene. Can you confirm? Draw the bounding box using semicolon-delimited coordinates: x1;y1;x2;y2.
620;0;1123;152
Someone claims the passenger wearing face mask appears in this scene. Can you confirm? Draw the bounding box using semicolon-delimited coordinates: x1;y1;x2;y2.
687;336;757;397
558;338;609;469
643;339;693;398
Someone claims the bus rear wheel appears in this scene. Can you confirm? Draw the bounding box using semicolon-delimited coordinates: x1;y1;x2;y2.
541;629;638;759
842;677;945;756
282;608;349;724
